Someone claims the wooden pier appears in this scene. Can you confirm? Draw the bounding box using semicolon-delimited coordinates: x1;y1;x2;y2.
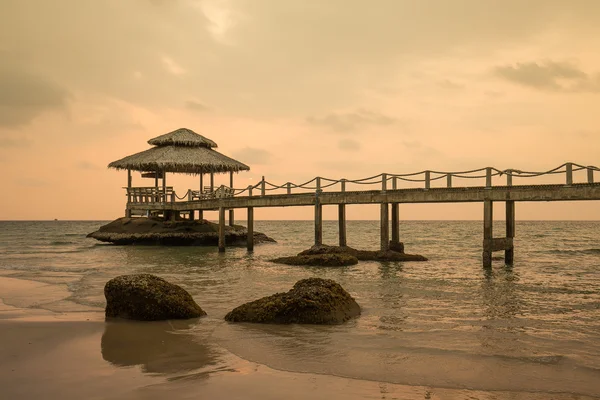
123;162;600;267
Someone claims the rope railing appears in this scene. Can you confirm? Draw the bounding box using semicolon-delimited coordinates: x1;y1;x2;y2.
127;162;599;204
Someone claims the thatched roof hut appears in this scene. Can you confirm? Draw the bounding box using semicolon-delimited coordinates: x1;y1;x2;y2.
108;128;249;175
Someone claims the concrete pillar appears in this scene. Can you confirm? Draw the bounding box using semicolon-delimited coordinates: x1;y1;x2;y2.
566;163;573;186
505;200;515;264
218;207;226;253
338;204;347;247
198;210;204;221
391;203;399;244
380;203;389;252
483;200;493;268
189;210;195;221
247;206;254;252
315;198;323;246
229;210;234;227
588;168;594;184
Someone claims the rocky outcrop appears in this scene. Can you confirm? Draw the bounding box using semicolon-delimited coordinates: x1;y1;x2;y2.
87;217;276;246
225;278;361;324
271;244;427;266
104;274;206;321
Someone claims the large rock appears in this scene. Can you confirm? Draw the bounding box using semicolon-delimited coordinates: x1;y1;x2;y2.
87;217;276;246
270;244;427;266
104;274;206;321
271;253;358;266
225;278;360;324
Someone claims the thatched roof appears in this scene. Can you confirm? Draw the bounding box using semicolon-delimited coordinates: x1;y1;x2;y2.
108;128;250;174
148;128;218;148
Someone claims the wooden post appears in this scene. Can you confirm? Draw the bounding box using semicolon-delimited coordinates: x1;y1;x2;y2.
198;210;204;220
486;167;492;188
447;174;452;188
566;163;573;186
261;176;266;196
287;182;291;194
507;170;513;186
338;204;346;247
218;207;226;253
126;169;132;217
228;170;235;226
425;171;431;189
380;203;389;251
505;200;515;265
341;179;346;192
382;173;387;191
162;171;167;204
391;203;399;244
200;174;203;193
210;173;215;192
247;186;254;251
154;171;159;189
483;200;493;268
315;192;323;246
588;167;594;184
316;177;321;191
229;209;234;227
189;210;195;221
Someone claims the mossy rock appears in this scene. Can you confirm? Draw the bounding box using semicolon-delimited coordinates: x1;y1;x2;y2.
104;274;206;321
271;253;358;266
224;277;361;324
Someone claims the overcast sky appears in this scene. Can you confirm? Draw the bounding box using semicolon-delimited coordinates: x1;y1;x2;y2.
1;0;599;220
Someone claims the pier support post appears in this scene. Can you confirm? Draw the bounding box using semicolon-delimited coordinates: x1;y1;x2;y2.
483;200;493;268
315;196;323;246
380;203;390;252
218;207;226;253
189;210;195;221
505;201;515;264
391;203;399;244
247;206;254;252
338;204;347;247
229;210;234;227
198;210;204;221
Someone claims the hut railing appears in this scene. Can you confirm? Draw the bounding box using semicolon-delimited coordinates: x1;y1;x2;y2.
126;186;174;204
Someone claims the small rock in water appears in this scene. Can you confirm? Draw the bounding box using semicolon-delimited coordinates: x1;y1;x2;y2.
271;253;358;266
225;277;361;324
104;274;206;321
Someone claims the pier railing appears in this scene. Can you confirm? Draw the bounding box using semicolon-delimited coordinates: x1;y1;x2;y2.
127;162;599;204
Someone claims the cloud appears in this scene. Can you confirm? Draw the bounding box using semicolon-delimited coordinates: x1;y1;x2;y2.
232;147;273;165
494;61;600;92
307;109;396;133
0;67;70;127
338;139;361;151
0;137;30;148
75;161;99;170
185;100;209;112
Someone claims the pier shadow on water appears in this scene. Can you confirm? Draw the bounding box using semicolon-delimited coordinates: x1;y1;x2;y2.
100;319;227;380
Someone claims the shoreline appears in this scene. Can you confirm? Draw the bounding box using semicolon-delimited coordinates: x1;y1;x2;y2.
0;310;598;400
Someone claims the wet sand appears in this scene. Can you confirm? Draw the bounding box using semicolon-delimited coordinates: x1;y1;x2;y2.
1;311;598;400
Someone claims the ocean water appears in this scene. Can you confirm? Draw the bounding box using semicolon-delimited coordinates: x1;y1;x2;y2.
0;220;599;398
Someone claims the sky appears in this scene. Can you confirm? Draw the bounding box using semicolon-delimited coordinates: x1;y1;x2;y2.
1;0;599;220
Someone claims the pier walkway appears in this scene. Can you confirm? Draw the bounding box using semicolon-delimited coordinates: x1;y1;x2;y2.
125;162;600;267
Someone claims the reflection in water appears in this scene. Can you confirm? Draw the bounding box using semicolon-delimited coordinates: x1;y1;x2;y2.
481;265;522;321
101;319;221;377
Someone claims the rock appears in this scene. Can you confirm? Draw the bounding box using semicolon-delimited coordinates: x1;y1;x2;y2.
225;278;361;324
389;241;405;253
271;244;427;266
271;253;358;266
87;217;276;246
104;274;206;321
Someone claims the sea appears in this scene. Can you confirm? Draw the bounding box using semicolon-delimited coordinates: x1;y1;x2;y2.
0;220;599;398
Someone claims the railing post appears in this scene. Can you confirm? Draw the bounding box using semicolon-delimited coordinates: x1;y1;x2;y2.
425;171;431;190
261;176;266;196
171;192;175;203
341;179;346;192
248;185;253;196
187;189;192;201
382;173;387;191
566;163;573;186
506;169;513;186
392;176;397;190
446;174;452;188
316;177;321;191
588;167;594;184
486;168;492;188
287;182;291;194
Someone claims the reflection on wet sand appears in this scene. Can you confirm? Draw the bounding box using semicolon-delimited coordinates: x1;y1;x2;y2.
101;319;228;378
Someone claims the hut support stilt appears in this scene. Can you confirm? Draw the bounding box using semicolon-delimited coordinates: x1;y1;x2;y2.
505;201;515;264
391;203;399;245
338;204;347;247
126;169;132;217
218;207;226;252
483;200;493;268
210;173;214;192
380;203;390;251
200;174;203;194
247;207;254;252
